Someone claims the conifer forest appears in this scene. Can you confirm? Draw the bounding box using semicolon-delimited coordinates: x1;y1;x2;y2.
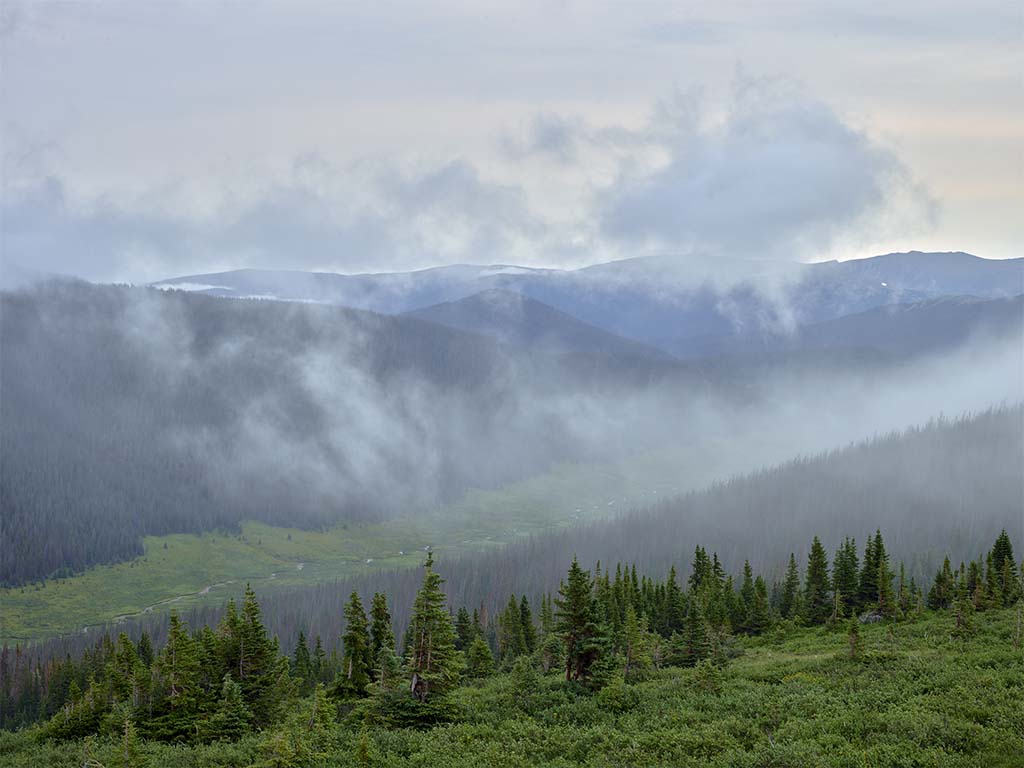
2;2;1023;766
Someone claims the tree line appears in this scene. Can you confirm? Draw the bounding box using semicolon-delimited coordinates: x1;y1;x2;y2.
3;529;1020;740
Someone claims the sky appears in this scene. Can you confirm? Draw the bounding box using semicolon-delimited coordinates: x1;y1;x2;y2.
1;0;1021;283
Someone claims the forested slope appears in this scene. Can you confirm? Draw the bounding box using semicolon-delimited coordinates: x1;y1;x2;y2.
1;280;703;586
22;406;1020;666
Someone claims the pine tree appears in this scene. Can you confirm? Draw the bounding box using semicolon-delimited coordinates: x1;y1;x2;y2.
554;558;606;684
832;538;859;616
519;596;537;654
779;553;801;620
465;636;494;679
201;674;252;743
990;529;1017;591
858;532;881;611
136;633;154;669
292;631;313;691
151;611;202;741
107;710;141;768
621;604;652;682
337;591;372;699
497;595;526;664
680;596;710;666
664;565;686;636
454;606;474;651
689;546;711;591
237;585;287;727
746;576;771;635
739;561;755;613
803;537;832;625
405;553;461;703
368;592;398;690
928;556;956;609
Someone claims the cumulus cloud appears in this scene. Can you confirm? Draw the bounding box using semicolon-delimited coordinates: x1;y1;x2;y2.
596;77;937;269
0;77;936;285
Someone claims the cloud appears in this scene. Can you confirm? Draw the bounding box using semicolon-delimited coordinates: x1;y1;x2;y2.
598;76;937;267
0;157;550;283
0;77;937;285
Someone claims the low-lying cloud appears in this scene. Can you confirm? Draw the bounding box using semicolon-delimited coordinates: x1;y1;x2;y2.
1;78;936;286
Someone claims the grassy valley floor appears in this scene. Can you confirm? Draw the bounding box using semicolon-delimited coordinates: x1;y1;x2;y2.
1;437;775;645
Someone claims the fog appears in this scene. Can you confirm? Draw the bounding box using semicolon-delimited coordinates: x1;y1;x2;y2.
2;273;1020;588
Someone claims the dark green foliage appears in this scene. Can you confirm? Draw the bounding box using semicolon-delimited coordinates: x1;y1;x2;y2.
745;576;771;635
201;675;252;744
464;636;494;679
519;596;537;654
832;537;859;616
928;556;956;610
336;591;372;699
554;558;607;685
779;553;801;620
803;537;832;625
405;554;461;704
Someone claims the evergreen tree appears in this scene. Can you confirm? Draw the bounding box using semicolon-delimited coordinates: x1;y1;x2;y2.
405;553;461;703
680;596;710;666
464;636;494;679
803;537;832;625
664;565;686;636
201;674;252;743
136;633;154;669
832;537;859;615
150;611;202;741
292;631;313;690
554;558;606;684
927;556;956;609
746;576;771;635
520;595;537;654
237;585;287;727
689;546;711;591
454;606;474;651
739;561;755;612
779;553;801;620
337;591;372;699
621;604;652;682
497;595;527;664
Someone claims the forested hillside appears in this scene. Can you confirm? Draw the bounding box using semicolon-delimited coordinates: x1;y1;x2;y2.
2;529;1021;766
0;280;703;586
17;406;1020;669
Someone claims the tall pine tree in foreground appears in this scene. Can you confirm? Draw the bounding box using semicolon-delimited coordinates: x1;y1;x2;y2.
336;591;372;699
803;537;832;625
555;558;606;684
405;553;461;703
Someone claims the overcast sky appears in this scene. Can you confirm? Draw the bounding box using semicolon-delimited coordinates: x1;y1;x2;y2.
1;1;1020;283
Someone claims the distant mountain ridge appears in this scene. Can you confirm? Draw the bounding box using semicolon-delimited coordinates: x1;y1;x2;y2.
403;289;673;361
153;252;1022;352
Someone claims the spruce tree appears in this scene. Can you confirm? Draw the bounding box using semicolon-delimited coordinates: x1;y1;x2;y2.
746;576;771;635
832;538;859;615
337;591;372;699
136;633;154;669
292;631;313;690
237;585;287;727
151;611;201;741
520;596;537;654
803;536;832;625
621;604;652;682
454;606;474;651
681;596;710;666
928;556;956;609
201;674;252;743
405;553;461;703
554;558;606;684
465;636;494;679
779;553;801;620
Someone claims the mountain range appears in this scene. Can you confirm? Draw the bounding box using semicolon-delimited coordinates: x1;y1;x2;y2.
154;251;1023;360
